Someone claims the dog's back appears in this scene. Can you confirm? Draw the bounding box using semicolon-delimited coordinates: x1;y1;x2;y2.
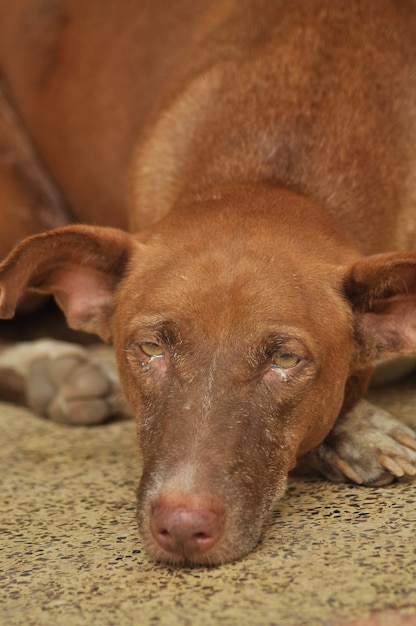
0;0;415;252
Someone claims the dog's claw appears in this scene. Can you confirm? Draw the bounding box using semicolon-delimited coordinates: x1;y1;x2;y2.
378;454;405;477
334;456;363;484
394;432;416;452
397;458;416;476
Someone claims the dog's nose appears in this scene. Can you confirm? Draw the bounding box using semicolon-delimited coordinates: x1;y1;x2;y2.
150;493;225;559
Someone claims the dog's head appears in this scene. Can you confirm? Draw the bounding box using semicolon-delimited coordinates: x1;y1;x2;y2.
1;185;416;565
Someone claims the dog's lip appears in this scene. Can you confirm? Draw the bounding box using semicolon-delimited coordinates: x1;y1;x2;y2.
137;486;280;566
142;532;257;567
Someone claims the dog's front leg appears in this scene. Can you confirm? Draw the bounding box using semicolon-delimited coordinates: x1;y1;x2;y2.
0;339;125;424
300;399;416;486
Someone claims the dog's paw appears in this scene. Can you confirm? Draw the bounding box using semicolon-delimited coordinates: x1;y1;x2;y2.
302;399;416;486
0;339;122;424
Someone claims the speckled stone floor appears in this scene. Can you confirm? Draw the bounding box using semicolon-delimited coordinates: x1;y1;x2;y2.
1;359;416;626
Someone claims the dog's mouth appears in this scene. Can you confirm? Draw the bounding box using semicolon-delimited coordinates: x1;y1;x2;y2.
136;474;288;566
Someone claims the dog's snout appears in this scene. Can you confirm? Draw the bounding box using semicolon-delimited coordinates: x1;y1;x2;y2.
150;493;225;561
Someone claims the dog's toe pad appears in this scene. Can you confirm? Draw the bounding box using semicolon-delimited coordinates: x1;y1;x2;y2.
22;345;121;425
47;395;112;425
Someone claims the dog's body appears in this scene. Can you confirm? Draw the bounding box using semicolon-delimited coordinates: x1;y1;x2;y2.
0;0;416;565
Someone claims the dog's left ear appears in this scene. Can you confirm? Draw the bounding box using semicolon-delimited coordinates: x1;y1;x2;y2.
344;252;416;364
0;225;138;341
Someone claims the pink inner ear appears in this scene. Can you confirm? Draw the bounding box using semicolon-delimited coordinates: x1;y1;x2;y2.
361;294;416;360
0;224;135;338
44;264;117;338
344;252;416;363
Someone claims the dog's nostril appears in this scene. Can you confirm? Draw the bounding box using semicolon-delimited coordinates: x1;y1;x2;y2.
155;527;211;544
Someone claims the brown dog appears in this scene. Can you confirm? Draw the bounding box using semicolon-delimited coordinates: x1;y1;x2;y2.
0;0;416;566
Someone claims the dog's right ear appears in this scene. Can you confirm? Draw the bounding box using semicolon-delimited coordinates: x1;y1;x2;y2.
0;225;138;341
343;251;416;365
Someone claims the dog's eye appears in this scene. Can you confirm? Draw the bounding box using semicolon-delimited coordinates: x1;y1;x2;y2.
272;352;300;369
140;342;164;358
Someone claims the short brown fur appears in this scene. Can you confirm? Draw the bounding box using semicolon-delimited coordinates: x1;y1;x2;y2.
0;0;415;565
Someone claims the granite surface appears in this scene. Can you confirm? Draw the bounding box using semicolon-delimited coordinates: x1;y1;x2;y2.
1;364;416;626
